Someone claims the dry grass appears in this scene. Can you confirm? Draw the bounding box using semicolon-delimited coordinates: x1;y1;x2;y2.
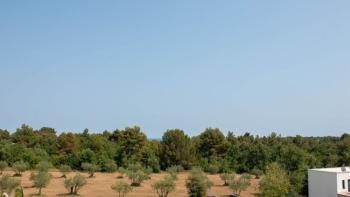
2;170;259;197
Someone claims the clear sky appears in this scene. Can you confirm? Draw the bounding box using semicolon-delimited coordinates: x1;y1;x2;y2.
0;1;349;138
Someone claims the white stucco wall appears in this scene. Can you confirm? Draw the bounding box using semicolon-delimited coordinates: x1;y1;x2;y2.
337;173;350;193
308;170;338;197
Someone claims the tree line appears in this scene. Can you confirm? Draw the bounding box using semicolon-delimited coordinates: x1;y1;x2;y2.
1;124;350;196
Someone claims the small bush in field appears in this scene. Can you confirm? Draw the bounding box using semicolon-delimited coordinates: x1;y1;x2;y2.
111;181;133;197
229;173;252;196
81;163;100;178
59;165;72;178
103;159;118;173
152;175;176;197
220;172;235;186
12;161;28;177
251;168;263;179
127;170;148;186
117;167;127;178
64;173;87;195
186;167;213;197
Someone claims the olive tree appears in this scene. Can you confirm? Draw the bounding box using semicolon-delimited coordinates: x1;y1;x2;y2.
12;161;28;177
220;172;234;186
152;175;176;197
111;181;133;197
59;165;71;178
30;171;52;196
127;170;148;186
228;173;251;196
81;163;100;178
186;167;213;197
64;173;87;195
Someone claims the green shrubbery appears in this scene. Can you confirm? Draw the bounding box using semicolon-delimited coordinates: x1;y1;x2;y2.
186;167;213;197
64;173;87;195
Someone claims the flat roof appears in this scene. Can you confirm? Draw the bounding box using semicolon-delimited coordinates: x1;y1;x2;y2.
309;167;350;173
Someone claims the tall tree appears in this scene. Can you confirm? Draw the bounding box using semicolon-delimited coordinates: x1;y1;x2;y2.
161;129;194;169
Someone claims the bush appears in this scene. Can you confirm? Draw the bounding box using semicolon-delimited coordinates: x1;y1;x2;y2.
30;171;52;196
36;161;52;172
59;165;72;178
251;168;263;179
103;159;118;173
117;167;127;179
0;174;20;195
152;175;176;197
81;163;100;178
12;161;28;176
228;173;251;196
206;164;220;174
186;167;213;197
0;161;8;174
127;170;148;186
111;181;133;197
64;173;87;195
220;173;235;186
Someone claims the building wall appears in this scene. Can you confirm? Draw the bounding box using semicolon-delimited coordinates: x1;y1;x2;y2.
337;173;350;193
309;170;338;197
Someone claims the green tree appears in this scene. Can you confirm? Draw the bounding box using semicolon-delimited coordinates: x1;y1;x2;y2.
59;165;71;178
12;161;28;176
220;173;234;186
103;159;118;173
64;173;87;195
186;167;213;197
197;128;229;160
111;181;133;197
260;163;290;197
30;171;52;196
161;129;194;169
229;173;251;195
57;132;79;154
36;161;52;172
152;175;176;197
81;163;100;178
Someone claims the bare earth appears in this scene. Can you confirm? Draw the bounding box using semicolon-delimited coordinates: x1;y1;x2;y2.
2;170;259;197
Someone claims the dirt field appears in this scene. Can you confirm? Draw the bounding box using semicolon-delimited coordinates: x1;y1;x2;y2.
2;170;260;197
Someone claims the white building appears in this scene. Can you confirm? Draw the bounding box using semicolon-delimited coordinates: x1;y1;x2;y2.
309;167;350;197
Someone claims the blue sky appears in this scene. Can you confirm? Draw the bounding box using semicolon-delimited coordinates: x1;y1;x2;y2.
0;1;349;138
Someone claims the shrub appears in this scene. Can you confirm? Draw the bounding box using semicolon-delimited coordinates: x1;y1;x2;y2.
111;181;133;197
103;159;118;173
30;171;52;196
0;161;8;174
117;167;127;179
251;168;263;179
186;167;213;197
0;174;20;195
206;164;220;174
59;165;72;178
228;173;251;195
260;163;290;197
64;173;87;195
152;175;176;197
12;161;28;176
36;161;53;172
127;170;148;186
81;163;100;178
220;173;235;186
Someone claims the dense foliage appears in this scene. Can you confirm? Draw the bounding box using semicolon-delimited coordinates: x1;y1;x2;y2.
0;124;349;196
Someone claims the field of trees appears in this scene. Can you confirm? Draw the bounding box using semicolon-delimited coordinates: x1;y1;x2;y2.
1;124;350;196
